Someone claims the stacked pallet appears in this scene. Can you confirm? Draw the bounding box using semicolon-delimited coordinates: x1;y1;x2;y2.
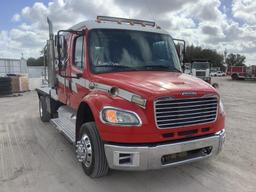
0;77;12;95
0;75;29;95
10;75;29;93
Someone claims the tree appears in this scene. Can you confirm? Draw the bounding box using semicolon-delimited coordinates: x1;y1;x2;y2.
226;53;246;66
27;56;45;66
184;45;224;68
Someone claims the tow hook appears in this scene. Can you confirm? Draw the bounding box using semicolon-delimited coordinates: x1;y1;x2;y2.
201;146;213;156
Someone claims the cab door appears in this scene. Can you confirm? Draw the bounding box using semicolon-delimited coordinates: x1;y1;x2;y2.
68;34;89;109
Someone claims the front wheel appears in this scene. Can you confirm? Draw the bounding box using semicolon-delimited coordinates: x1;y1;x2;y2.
76;122;109;178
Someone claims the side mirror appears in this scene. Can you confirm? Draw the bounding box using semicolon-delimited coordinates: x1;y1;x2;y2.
173;38;186;70
181;64;185;73
55;34;67;70
212;83;219;89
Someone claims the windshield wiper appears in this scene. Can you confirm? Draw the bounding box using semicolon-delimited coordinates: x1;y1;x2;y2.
143;65;169;69
94;64;132;69
170;68;182;73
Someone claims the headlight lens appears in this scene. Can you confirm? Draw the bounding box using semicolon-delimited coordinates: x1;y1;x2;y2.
101;107;141;126
219;99;225;115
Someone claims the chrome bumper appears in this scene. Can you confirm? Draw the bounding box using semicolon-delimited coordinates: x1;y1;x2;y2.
104;129;225;171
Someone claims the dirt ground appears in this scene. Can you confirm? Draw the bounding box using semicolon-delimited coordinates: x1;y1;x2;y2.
0;77;255;192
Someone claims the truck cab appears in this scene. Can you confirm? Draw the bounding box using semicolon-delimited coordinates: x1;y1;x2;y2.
191;60;211;83
36;16;225;178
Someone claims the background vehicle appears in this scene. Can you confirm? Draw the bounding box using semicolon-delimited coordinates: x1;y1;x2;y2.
211;71;225;77
191;60;211;83
36;16;225;178
226;65;256;80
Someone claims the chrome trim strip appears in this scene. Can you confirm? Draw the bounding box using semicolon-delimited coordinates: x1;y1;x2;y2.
155;98;217;105
156;106;217;114
56;74;146;107
156;114;216;122
155;102;217;110
156;110;217;118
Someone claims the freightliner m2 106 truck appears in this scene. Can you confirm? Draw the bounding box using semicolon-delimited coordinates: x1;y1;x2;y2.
36;16;225;178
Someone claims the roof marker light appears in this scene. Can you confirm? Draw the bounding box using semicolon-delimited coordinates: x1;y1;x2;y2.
96;16;156;27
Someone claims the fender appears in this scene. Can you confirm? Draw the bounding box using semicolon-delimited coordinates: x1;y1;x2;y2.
75;90;150;143
76;90;117;141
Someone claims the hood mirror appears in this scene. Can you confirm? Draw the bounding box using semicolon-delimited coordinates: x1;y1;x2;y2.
173;38;186;72
212;83;219;89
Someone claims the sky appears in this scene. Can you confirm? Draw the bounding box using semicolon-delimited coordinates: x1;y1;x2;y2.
0;0;256;65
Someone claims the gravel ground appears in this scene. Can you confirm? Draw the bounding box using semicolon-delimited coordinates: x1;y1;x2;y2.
0;77;255;192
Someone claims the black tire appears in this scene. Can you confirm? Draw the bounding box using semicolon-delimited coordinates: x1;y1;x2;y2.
78;122;109;178
231;74;239;80
39;96;51;122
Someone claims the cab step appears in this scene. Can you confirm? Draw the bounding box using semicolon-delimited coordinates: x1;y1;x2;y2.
51;106;76;143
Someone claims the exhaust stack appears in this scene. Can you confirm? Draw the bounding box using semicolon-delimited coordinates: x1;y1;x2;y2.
46;17;56;88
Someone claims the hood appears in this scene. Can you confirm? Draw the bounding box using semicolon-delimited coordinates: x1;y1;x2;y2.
92;71;216;98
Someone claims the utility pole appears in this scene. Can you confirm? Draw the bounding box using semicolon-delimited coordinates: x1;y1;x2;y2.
224;49;227;66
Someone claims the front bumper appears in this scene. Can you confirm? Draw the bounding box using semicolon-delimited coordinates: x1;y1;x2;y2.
104;129;225;170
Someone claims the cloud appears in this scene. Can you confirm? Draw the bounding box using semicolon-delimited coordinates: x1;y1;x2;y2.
0;0;256;65
201;26;220;36
232;0;256;24
11;14;21;22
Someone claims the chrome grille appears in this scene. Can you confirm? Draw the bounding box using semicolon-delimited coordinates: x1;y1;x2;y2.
154;97;218;129
196;71;206;76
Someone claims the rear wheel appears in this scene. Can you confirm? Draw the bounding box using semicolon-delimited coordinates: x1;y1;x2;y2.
39;96;51;122
76;122;109;178
231;73;239;80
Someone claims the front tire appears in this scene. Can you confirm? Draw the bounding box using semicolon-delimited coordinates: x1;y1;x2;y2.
77;122;109;178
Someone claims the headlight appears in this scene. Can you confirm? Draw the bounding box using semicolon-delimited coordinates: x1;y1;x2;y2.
101;107;141;126
219;99;225;115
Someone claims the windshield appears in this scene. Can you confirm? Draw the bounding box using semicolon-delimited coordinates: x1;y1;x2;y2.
192;62;210;70
88;29;181;74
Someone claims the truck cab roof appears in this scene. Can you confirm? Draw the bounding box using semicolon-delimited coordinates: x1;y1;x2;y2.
70;19;170;35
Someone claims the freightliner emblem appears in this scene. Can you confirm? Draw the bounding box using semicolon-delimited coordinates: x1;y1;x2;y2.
181;91;197;96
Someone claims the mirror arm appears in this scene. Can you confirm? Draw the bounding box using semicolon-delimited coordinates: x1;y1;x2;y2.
56;29;86;73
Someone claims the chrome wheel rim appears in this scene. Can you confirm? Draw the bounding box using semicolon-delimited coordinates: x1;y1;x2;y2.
76;134;93;167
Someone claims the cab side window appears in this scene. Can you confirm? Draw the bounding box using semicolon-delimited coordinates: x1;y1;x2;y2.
73;36;84;69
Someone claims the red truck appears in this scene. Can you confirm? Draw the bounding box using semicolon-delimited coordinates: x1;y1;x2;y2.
226;65;256;80
36;16;225;178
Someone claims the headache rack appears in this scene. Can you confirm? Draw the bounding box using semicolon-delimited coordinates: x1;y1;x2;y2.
96;16;156;27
